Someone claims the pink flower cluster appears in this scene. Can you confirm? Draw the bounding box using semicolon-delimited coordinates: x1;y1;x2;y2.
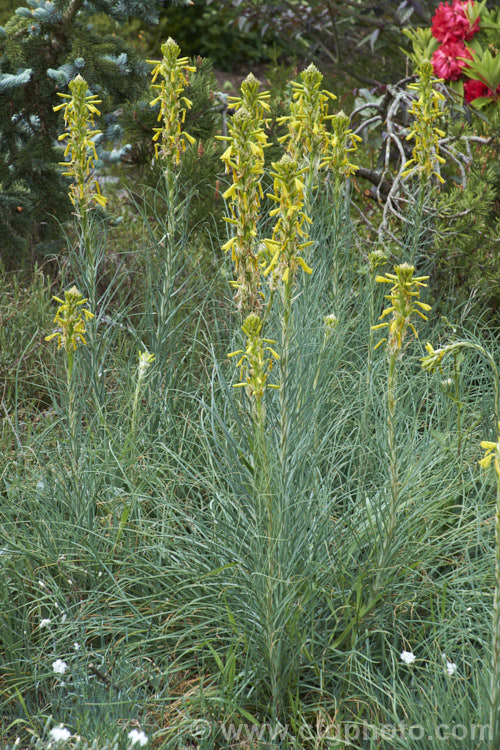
431;0;479;44
429;0;498;102
431;1;478;82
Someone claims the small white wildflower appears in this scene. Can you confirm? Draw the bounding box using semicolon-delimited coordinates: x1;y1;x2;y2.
128;728;148;746
61;614;67;624
446;660;457;676
400;650;416;665
98;571;102;578
67;579;72;585
40;618;51;628
52;659;69;675
324;313;338;331
38;580;46;588
49;726;71;742
138;350;155;378
467;606;472;611
73;642;80;651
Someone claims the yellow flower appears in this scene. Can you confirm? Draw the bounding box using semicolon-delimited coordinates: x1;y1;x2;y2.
402;60;447;183
479;426;500;476
228;72;271;123
372;263;431;354
217;98;269;313
138;350;155;377
321;111;362;177
228;313;280;400
421;341;447;372
45;286;94;353
261;154;313;288
279;63;336;174
148;37;196;168
54;74;107;209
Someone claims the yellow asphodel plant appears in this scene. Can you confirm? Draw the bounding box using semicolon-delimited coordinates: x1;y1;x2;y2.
219;107;269;314
148;37;196;175
54;74;107;210
402;60;447;184
45;286;94;485
278;63;336;189
45;285;94;379
372;264;431;590
372;263;431;354
218;74;270;315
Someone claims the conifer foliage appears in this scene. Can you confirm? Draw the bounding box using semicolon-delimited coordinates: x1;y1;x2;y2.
0;0;167;260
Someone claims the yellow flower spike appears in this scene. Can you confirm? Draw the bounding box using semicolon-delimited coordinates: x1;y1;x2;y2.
53;74;107;209
279;63;336;182
148;37;196;170
403;60;447;183
229;313;280;401
479;427;500;476
217;96;269;314
372;263;431;356
321;110;362;178
261;154;313;289
45;286;94;354
228;72;271;123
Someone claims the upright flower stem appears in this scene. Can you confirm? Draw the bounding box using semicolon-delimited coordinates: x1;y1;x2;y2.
491;469;500;749
372;264;431;587
45;287;94;518
375;350;399;587
147;38;196;371
409;181;426;264
156;170;177;359
66;349;78;478
453;351;463;458
280;278;292;489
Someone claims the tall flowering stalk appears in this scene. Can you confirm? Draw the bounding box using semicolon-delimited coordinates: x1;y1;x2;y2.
229;313;279;443
117;350;155;543
402;61;447;261
54;74;107;213
147;38;195;366
220;76;277;525
372;264;431;586
130;350;155;452
402;60;447;184
148;37;196;187
322;111;362;198
45;287;94;490
261;154;313;482
54;74;107;325
422;338;500;746
278;63;336;195
219;106;269;314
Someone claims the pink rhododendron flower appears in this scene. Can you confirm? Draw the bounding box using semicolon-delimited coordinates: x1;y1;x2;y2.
464;78;499;102
432;41;473;81
431;0;479;43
